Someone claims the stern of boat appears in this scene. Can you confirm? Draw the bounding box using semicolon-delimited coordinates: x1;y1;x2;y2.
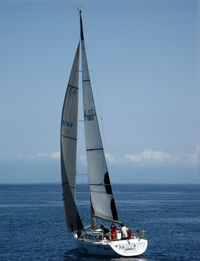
73;230;147;257
109;238;148;257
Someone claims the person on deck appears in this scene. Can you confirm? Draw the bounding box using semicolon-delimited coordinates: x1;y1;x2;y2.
121;223;128;239
111;223;117;240
101;225;109;235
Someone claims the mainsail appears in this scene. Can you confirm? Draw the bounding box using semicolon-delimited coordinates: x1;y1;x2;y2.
80;11;119;223
60;42;83;232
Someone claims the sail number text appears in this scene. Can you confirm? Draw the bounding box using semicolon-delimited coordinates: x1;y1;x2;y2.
62;120;73;128
84;109;96;121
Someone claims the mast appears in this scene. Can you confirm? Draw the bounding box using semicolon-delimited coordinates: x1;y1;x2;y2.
80;10;96;228
79;11;119;226
60;42;83;232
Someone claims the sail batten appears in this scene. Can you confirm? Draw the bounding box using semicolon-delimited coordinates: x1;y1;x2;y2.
60;42;83;232
61;135;77;141
80;11;119;223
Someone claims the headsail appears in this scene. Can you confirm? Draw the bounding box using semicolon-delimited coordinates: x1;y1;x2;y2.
79;11;119;223
60;42;83;232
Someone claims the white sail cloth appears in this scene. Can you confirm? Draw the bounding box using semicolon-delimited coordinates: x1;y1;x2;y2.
80;12;118;222
60;43;83;232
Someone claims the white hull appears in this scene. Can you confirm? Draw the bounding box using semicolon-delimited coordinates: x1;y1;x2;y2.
74;232;148;257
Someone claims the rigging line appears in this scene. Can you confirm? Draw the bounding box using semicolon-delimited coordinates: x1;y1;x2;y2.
84;118;96;122
77;124;87;184
77;129;84;159
88;62;107;152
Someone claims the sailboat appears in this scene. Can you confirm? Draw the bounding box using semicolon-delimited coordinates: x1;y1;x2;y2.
60;11;148;257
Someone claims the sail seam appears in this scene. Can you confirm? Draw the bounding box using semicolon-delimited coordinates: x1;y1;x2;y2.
86;148;103;151
83;79;90;83
61;134;77;141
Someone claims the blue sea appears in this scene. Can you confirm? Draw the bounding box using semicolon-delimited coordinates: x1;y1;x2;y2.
0;184;200;261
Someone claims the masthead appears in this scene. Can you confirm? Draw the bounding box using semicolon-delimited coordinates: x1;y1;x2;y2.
79;9;84;41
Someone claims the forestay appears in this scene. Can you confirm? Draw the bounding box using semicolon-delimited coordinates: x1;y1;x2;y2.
60;43;83;232
80;11;118;223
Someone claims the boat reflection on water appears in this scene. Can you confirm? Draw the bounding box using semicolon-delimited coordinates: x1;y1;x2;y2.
64;248;148;261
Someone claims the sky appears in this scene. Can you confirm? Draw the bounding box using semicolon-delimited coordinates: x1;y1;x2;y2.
0;0;199;184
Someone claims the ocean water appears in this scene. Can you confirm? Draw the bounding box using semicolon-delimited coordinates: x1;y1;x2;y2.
0;184;200;261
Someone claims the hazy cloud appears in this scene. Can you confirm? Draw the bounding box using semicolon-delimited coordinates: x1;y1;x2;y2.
1;145;200;167
185;144;200;166
105;153;118;164
0;151;12;160
78;154;87;166
124;146;200;167
124;150;177;165
50;151;60;159
77;145;200;167
0;151;61;161
34;152;60;160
